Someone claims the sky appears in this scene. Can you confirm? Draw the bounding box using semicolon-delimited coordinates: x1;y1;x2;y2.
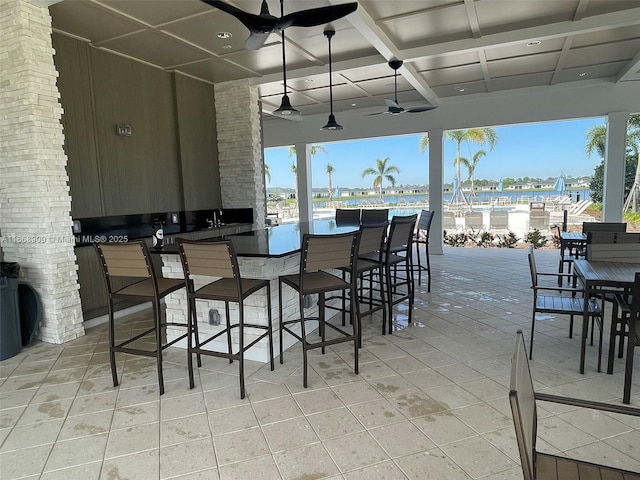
264;117;606;190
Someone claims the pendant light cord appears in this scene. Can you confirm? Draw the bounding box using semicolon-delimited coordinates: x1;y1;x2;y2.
328;32;334;115
280;0;287;97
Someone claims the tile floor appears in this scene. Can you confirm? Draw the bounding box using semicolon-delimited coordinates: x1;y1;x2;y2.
1;247;639;480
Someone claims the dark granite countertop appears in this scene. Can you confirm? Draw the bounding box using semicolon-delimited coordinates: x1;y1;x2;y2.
155;220;359;258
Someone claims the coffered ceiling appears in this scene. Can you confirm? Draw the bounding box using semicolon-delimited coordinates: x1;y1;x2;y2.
49;0;640;122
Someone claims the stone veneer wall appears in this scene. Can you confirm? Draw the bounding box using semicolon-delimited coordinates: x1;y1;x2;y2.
214;79;266;227
0;0;84;343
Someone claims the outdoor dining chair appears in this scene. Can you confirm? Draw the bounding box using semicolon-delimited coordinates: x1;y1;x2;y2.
527;247;603;370
509;330;640;480
464;211;484;231
278;230;361;388
94;241;188;395
176;238;274;399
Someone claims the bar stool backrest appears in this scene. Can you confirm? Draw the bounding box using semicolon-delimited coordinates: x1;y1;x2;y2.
387;215;418;252
301;231;360;273
361;209;389;226
335;208;361;225
358;223;388;258
95;241;156;295
417;210;434;236
177;239;238;279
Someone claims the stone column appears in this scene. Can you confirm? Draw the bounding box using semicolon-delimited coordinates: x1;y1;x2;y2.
0;0;84;343
214;79;266;228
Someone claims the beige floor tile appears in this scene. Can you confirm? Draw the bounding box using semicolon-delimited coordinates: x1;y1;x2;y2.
116;384;160;407
0;388;37;410
389;391;450;419
342;460;408;480
68;390;118;417
537;415;599;452
0;405;26;429
218;455;279;480
603;430;640;463
160;438;217;479
252;396;302;425
324;430;389;472
58;410;114;441
213;427;270;465
307;407;364;440
369;421;435;458
262;417;319;452
15;398;74;426
369;375;423;399
40;462;102;480
566;440;640;472
451;403;512;434
348;398;404;429
111;401;159;429
160;392;206;421
412;412;477;446
0;418;63;452
395;448;472;479
209;404;259;436
105;422;159;459
44;434;108;472
101;449;159;480
331;381;383;405
161;413;211;447
440;435;517;478
171;468;220;480
0;443;52;478
293;387;344;415
274;443;340;480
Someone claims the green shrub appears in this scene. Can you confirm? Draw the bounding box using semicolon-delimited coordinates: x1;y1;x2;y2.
444;231;467;247
525;229;547;249
496;232;519;248
468;230;494;247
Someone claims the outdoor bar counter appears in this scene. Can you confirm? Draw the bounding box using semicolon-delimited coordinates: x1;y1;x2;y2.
160;220;359;362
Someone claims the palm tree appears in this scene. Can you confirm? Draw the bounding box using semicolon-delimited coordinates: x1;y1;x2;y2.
361;157;400;202
586;114;640;211
264;164;271;184
326;163;335;204
419;128;498;204
287;144;328;205
458;150;486;202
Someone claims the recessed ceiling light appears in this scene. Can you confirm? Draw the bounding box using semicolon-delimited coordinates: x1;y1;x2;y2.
454;86;466;92
351;103;357;107
222;44;233;49
526;40;541;46
216;32;232;39
304;79;315;83
578;71;591;77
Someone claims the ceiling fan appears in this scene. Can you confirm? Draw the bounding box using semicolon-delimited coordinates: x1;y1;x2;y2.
201;0;358;50
368;60;438;116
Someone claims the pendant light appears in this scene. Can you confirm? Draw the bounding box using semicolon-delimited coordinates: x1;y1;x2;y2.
321;26;342;130
273;0;300;116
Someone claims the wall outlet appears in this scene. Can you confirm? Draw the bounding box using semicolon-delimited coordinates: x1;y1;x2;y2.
208;309;220;326
303;294;314;309
171;212;179;224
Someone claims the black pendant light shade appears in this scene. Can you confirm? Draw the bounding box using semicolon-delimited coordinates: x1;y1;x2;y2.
273;1;300;116
321;26;342;131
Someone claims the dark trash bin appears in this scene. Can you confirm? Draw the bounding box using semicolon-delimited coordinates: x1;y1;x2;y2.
0;262;22;361
19;283;41;346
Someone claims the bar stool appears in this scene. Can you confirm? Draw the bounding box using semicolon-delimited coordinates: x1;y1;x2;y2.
94;241;188;395
383;215;418;334
177;239;274;399
278;230;361;388
412;210;434;291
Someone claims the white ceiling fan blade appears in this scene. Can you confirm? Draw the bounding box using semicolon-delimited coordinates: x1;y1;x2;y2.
384;98;400;108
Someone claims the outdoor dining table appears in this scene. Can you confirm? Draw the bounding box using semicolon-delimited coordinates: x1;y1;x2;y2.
557;231;587;286
572;259;639;375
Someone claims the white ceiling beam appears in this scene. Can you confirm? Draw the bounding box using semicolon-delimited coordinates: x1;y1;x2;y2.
251;54;384;86
572;0;591;21
616;51;640;83
463;0;482;39
400;7;640;61
550;37;574;85
327;0;440;105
